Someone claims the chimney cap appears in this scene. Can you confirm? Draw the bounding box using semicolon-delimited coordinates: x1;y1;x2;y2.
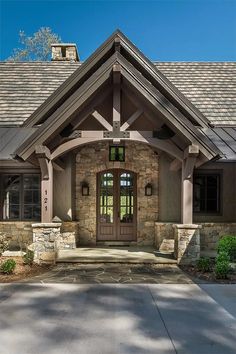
51;43;77;47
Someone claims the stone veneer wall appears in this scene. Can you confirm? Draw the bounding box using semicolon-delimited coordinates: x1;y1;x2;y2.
76;141;159;245
58;222;78;249
155;222;236;253
0;222;33;250
200;223;236;251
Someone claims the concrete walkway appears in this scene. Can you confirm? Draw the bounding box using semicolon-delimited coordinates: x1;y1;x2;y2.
57;246;176;264
0;283;235;354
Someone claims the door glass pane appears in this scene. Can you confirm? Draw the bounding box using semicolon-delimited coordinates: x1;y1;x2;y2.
120;172;134;223
100;172;113;223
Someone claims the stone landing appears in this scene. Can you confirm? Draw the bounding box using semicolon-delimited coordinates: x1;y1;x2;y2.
57;247;176;264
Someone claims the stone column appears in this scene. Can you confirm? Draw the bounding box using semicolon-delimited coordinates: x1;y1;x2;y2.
174;224;201;265
31;223;61;264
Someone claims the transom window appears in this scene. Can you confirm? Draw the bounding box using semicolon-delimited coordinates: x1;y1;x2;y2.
0;174;41;221
109;146;125;162
193;173;221;214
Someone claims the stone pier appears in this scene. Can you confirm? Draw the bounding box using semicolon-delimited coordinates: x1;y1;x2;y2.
174;224;201;265
32;223;61;264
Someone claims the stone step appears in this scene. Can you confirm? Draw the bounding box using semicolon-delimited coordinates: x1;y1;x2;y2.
56;247;177;264
158;239;175;252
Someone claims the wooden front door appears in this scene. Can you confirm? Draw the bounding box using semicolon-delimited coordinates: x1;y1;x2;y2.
97;169;137;241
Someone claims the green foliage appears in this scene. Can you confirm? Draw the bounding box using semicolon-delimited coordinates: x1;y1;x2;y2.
23;250;34;265
0;233;9;256
214;251;231;279
216;251;230;263
1;259;16;274
7;27;61;61
218;236;236;261
196;257;211;272
214;260;230;279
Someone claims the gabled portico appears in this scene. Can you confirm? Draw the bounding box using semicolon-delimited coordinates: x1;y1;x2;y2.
13;30;222;265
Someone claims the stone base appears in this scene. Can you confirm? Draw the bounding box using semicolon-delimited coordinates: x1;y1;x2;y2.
32;223;61;264
174;224;201;265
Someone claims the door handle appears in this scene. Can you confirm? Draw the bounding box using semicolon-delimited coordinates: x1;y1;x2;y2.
118;211;120;218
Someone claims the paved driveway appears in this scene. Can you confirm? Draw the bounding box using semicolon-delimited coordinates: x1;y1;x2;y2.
0;283;235;354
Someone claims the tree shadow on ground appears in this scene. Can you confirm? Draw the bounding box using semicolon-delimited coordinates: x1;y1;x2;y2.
0;282;235;353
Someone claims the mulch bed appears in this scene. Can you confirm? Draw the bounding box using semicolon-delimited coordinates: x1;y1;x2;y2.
180;265;236;284
0;257;52;283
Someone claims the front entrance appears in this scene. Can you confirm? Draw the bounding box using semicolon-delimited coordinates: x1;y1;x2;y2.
97;169;137;241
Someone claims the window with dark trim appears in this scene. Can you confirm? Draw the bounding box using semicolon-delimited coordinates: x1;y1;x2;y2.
0;174;41;221
109;146;125;162
193;173;221;213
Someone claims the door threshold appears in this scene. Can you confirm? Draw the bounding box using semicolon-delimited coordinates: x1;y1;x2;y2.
96;241;137;247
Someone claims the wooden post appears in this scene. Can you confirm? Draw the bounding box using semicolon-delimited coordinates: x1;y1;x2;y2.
181;145;199;224
36;146;53;223
113;64;121;143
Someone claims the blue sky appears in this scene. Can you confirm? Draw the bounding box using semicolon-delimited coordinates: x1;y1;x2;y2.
0;0;235;61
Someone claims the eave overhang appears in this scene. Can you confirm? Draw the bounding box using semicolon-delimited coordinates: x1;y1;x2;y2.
15;30;221;162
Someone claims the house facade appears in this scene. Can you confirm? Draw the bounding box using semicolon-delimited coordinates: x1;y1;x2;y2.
0;31;236;264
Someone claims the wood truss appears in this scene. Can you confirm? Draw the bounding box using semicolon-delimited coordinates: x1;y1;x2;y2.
14;30;222;223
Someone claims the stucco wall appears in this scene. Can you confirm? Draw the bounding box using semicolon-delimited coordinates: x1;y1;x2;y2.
159;153;181;222
75;141;159;245
194;162;236;223
159;156;236;223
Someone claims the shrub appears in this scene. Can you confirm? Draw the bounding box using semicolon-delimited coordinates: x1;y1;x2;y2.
23;250;34;265
196;257;211;272
218;236;236;261
216;251;230;263
0;233;9;256
214;260;230;279
214;251;231;279
1;259;16;274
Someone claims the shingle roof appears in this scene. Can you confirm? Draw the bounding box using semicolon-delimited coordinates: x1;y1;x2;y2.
156;62;236;126
0;62;80;126
0;61;235;127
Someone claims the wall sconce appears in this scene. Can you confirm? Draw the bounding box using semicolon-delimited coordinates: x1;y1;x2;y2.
145;183;152;196
82;182;89;196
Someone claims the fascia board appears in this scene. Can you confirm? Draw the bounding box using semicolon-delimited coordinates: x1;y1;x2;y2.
117;32;209;128
23;34;117;128
15;53;118;160
118;56;219;160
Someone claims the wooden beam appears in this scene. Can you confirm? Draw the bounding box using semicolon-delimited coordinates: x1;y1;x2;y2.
35;145;53;222
181;144;199;224
16;53;117;161
51;130;184;161
184;144;199;159
35;145;51;160
71;85;111;130
119;60;217;160
124;86;161;127
92;110;112;131
52;158;66;171
113;64;121;143
120;109;143;131
170;158;182;172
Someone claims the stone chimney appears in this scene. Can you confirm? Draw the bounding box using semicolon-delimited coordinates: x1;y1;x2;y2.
51;43;79;62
